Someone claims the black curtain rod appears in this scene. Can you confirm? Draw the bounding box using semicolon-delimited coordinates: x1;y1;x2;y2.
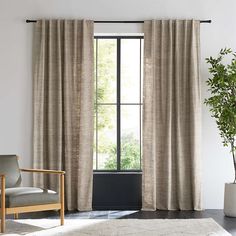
26;19;212;24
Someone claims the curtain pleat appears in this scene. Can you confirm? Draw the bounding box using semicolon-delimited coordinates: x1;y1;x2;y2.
142;20;202;211
33;19;94;211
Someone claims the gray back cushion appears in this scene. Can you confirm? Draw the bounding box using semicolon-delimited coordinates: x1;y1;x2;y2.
0;155;21;188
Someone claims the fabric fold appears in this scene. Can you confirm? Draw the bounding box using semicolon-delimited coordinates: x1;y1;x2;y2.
142;20;202;211
33;19;94;211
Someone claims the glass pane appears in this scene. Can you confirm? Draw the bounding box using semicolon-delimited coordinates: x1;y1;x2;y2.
93;39;97;170
97;39;117;103
121;105;141;170
121;39;140;103
93;110;97;170
140;103;143;168
97;105;117;170
141;39;144;103
94;39;97;106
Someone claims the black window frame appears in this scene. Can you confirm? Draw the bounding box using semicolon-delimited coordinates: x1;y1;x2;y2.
94;35;143;173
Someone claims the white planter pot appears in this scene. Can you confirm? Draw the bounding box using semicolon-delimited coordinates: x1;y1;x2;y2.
224;183;236;217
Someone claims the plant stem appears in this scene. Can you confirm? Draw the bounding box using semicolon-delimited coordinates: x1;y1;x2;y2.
231;142;236;184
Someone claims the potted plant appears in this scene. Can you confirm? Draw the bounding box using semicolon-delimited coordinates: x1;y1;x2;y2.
205;48;236;217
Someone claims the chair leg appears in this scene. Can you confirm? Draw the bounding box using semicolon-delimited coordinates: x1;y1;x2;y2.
0;208;5;233
1;208;6;233
60;208;64;225
14;213;19;220
60;174;65;225
1;176;5;233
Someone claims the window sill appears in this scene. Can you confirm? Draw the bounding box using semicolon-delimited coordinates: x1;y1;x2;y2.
93;171;142;174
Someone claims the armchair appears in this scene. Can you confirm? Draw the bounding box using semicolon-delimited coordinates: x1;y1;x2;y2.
0;155;65;233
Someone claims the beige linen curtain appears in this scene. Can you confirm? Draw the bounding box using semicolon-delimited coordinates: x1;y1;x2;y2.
142;20;202;210
33;20;94;211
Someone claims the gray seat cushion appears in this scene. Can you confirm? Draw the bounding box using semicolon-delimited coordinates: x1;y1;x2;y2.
0;187;59;207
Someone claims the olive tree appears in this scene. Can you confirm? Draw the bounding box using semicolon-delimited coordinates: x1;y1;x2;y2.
205;48;236;183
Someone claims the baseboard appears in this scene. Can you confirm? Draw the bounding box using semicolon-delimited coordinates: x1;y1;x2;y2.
92;205;141;210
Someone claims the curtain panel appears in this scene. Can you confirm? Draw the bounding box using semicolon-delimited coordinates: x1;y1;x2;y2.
33;19;94;211
142;20;202;210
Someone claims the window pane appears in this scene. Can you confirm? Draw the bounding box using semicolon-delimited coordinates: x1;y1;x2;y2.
93;108;97;169
93;39;97;169
94;39;97;106
121;39;140;103
141;39;144;103
97;39;117;103
121;105;141;170
97;105;117;170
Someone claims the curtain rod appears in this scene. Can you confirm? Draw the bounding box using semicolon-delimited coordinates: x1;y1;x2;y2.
26;19;212;24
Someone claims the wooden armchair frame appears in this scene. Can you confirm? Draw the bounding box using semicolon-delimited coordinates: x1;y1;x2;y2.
0;164;65;233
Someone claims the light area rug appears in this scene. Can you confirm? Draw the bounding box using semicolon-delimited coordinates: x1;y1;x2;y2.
1;218;231;236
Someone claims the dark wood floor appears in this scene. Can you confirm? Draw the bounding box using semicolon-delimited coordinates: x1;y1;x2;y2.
121;210;236;235
7;210;236;235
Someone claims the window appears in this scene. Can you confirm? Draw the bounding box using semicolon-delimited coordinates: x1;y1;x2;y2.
93;36;143;171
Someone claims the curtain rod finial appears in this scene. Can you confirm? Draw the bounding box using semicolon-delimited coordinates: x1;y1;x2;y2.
26;19;37;23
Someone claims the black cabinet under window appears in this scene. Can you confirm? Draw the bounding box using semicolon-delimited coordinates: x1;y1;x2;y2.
93;172;142;210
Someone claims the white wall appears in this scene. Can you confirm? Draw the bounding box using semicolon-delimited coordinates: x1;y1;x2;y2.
0;0;236;209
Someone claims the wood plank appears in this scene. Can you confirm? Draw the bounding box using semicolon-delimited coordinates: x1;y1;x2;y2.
1;175;5;233
20;168;65;175
60;174;64;225
6;203;61;214
14;213;19;219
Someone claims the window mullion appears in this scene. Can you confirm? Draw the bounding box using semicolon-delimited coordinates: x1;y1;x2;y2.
96;39;98;170
139;38;142;170
117;38;121;171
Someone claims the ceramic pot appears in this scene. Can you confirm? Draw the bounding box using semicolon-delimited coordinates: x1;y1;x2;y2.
224;183;236;217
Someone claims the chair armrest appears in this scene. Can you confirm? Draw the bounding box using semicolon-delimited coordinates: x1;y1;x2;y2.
20;168;65;175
